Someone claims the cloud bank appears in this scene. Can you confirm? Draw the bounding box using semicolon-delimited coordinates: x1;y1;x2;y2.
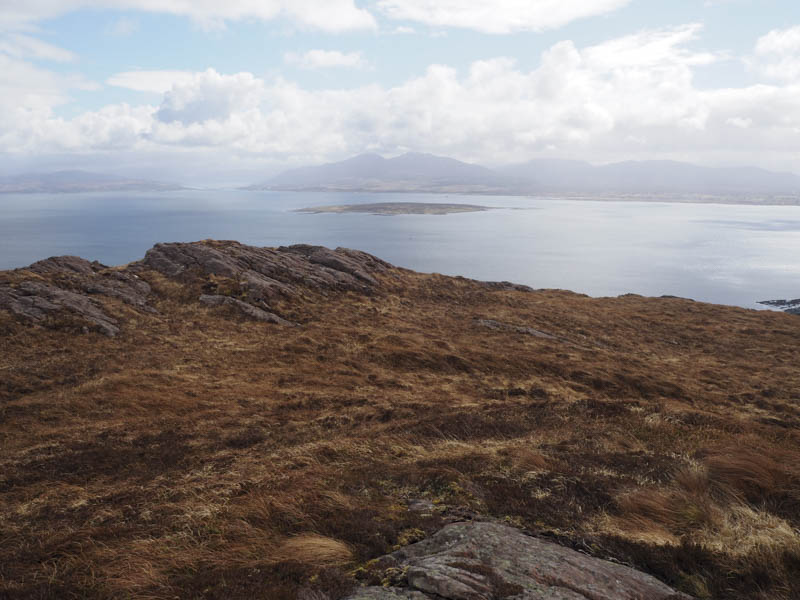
3;24;800;175
750;25;800;81
376;0;634;34
284;50;369;70
0;0;377;32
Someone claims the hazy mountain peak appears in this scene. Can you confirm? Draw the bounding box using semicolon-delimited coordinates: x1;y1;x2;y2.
253;151;508;192
250;152;800;196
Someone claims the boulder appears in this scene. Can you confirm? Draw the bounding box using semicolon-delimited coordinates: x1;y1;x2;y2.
346;522;691;600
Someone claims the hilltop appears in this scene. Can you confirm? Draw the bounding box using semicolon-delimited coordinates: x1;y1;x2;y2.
1;241;799;599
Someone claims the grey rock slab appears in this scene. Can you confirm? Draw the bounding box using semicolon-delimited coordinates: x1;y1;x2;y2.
475;318;558;340
347;589;431;600
345;522;692;600
142;242;392;299
0;281;120;336
478;280;534;293
27;255;99;275
1;253;154;335
198;295;296;325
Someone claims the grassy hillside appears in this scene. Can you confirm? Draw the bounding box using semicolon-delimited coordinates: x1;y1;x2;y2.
1;242;799;599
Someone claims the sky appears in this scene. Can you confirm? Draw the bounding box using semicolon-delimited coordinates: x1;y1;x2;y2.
1;0;800;184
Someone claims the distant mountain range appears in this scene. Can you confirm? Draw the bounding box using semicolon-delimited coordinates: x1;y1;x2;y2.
248;153;800;197
0;171;184;193
498;159;800;195
247;153;512;194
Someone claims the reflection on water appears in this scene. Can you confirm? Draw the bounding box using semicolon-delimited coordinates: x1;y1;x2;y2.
1;190;799;309
695;219;800;231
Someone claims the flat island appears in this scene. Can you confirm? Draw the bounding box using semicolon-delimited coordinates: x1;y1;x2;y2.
296;201;491;215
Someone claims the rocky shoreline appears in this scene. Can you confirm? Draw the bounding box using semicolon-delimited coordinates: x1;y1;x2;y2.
759;298;800;315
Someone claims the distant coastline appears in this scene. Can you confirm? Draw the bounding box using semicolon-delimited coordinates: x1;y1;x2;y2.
296;202;491;215
264;186;800;207
245;152;800;206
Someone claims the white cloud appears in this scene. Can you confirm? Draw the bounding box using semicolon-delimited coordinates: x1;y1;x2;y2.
4;25;800;175
750;25;800;81
154;69;265;125
284;49;368;70
376;0;633;34
0;33;76;62
0;0;376;33
583;23;716;68
726;116;752;129
108;70;197;94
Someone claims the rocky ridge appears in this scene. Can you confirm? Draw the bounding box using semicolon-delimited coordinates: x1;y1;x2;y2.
0;241;392;336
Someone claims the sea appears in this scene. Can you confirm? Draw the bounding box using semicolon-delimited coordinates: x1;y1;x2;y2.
1;190;799;310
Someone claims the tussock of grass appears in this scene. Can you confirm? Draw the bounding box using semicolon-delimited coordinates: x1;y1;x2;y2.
273;535;354;567
704;447;789;502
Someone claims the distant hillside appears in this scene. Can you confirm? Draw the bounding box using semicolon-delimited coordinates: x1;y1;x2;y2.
249;153;800;198
247;152;514;193
499;159;800;194
0;170;184;193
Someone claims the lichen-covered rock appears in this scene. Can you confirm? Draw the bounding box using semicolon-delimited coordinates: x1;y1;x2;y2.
346;522;692;600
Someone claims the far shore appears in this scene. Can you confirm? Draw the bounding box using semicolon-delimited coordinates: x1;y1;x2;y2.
255;186;800;207
295;202;492;216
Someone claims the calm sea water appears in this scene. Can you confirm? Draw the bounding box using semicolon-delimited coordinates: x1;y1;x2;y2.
1;190;799;309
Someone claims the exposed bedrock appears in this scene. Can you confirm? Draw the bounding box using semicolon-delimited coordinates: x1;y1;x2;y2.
346;522;692;600
140;241;392;302
0;256;151;336
0;241;394;335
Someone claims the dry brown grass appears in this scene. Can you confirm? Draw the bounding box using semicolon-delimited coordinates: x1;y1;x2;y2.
273;535;354;567
2;258;800;599
704;447;790;501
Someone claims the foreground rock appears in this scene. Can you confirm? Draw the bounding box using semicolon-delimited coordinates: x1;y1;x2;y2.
347;522;691;600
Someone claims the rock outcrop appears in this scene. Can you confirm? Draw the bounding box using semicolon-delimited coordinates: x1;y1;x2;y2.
0;256;151;336
347;522;691;600
0;240;392;336
0;280;122;337
759;298;800;315
141;241;391;300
